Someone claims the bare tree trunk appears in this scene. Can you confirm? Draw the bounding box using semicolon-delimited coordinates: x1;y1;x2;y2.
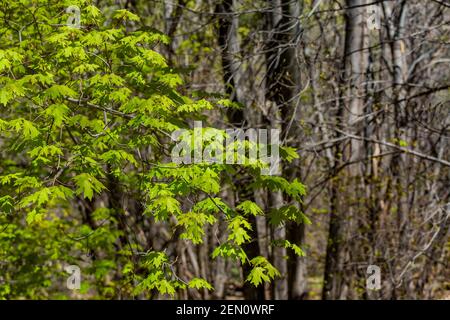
323;0;369;300
215;0;246;124
264;0;305;300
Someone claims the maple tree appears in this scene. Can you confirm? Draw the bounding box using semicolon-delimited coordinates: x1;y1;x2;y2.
0;0;306;298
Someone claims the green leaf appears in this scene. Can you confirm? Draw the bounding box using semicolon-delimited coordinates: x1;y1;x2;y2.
273;239;306;257
280;146;299;162
26;209;44;224
73;173;106;200
287;179;307;200
9;118;40;139
44;85;77;100
43;104;69;127
143;251;168;268
157;280;176;296
247;266;270;286
188;278;214;291
19;188;51;207
0;195;14;213
269;205;310;226
246;256;280;287
177;211;216;244
192;168;220;194
237;200;263;216
146;195;181;221
227;216;252;245
113;9;140;22
212;243;248;264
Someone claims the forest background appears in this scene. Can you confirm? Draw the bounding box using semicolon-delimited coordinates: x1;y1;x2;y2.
0;0;448;300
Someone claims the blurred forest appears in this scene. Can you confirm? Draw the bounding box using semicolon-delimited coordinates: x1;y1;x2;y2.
0;0;449;300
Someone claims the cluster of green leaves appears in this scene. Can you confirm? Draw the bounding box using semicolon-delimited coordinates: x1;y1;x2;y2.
0;0;308;298
129;251;214;296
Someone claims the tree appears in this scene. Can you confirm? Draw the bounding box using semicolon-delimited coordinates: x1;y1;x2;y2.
1;0;448;300
0;0;305;299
